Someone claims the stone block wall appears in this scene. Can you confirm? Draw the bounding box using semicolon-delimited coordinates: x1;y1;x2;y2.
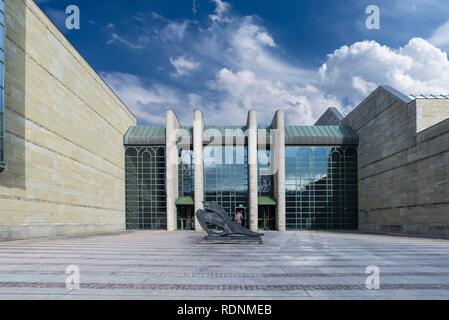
343;87;449;238
0;0;136;240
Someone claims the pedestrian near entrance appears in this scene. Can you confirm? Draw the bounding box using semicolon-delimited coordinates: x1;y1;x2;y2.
235;210;243;226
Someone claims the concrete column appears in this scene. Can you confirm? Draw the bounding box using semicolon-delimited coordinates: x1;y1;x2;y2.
272;110;286;231
166;110;180;231
193;109;205;231
247;109;258;232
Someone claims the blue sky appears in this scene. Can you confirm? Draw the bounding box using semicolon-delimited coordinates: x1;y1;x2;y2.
36;0;449;125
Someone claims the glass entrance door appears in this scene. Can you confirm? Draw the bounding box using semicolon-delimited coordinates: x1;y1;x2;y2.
258;206;276;230
177;205;195;230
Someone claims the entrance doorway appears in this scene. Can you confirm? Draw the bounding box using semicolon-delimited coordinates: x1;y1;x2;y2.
177;205;195;230
258;206;276;230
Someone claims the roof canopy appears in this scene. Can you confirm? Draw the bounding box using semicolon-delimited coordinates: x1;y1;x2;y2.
124;125;358;146
124;126;193;145
176;196;194;206
258;196;277;206
284;126;358;145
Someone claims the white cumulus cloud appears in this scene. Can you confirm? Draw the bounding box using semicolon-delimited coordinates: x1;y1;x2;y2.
101;72;183;124
196;16;314;85
319;38;449;105
209;0;231;23
170;55;201;77
207;68;339;125
256;31;277;47
100;0;449;126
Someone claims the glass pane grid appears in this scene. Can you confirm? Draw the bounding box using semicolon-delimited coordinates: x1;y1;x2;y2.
285;146;358;230
0;2;4;168
204;146;249;227
258;149;274;197
178;149;195;197
125;146;167;230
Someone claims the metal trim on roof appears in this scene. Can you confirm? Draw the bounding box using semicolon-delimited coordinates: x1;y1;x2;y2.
125;124;358;146
381;85;414;104
285;125;358;145
409;94;449;100
124;126;192;145
123;126;165;145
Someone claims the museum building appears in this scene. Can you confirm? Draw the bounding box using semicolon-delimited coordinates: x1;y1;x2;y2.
123;109;359;232
1;0;449;240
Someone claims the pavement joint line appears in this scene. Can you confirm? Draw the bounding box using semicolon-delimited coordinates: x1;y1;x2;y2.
3;270;449;278
2;282;449;291
2;262;449;268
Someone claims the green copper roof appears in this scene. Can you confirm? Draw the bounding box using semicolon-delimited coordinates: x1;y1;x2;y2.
124;126;165;145
124;126;193;145
285;126;358;145
124;125;358;146
176;196;194;206
258;196;277;206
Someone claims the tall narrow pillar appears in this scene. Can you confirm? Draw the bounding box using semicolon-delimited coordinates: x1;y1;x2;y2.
166;110;180;231
247;109;258;232
271;110;286;231
193;109;205;231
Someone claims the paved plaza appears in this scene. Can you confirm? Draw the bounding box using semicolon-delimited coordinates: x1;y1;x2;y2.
1;231;449;299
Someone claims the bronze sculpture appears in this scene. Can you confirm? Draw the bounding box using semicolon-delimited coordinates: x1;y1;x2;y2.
196;202;264;240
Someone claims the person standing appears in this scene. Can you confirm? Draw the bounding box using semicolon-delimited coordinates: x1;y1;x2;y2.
234;209;243;226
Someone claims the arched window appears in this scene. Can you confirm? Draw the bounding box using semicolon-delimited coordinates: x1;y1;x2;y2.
125;146;167;230
285;146;358;230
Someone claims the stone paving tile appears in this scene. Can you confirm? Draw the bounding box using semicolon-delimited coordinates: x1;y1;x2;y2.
0;294;64;300
306;289;449;299
1;231;449;299
0;287;72;295
59;288;311;299
140;277;246;286
0;275;57;283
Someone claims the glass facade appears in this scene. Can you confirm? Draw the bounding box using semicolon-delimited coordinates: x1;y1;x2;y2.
204;146;249;227
285;146;358;230
123;129;359;232
125;146;167;230
177;148;195;230
0;0;5;170
178;149;194;197
258;148;276;230
258;148;274;197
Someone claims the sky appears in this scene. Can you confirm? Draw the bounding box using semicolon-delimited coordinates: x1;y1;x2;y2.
35;0;449;125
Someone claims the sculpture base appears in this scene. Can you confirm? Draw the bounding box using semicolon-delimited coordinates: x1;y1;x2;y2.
198;236;263;245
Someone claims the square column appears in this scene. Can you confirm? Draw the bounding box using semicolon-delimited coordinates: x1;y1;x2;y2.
193;109;205;231
247;109;259;232
271;110;286;231
166;110;181;231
